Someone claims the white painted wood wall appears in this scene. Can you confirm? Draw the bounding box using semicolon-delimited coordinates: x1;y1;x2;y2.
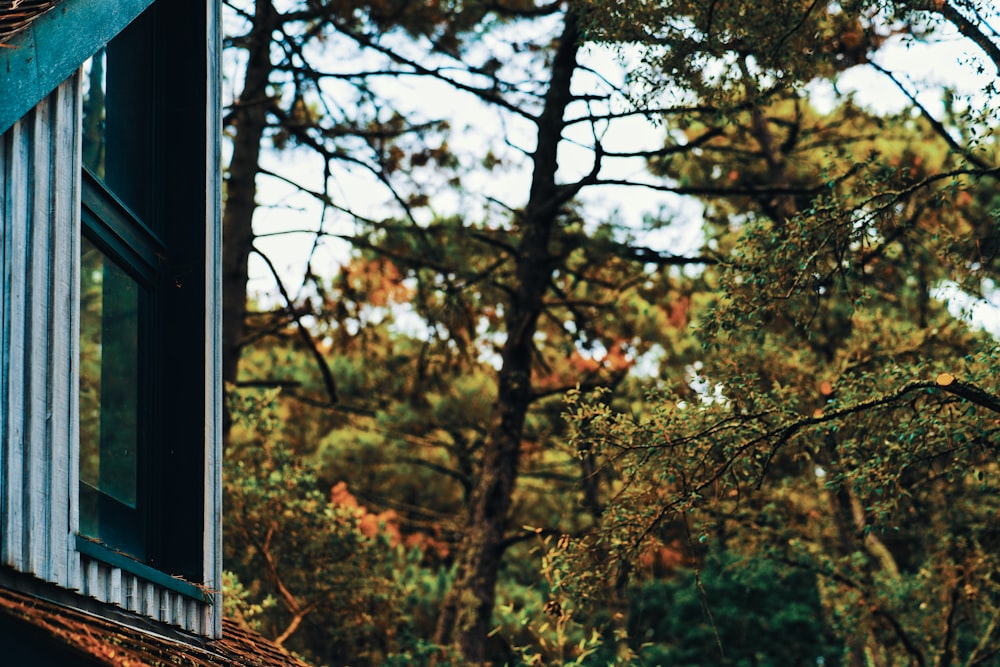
0;74;81;592
0;75;216;637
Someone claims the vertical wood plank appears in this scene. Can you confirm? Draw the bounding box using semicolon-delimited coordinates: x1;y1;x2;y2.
200;599;212;637
108;565;122;607
204;0;223;638
158;588;168;623
184;599;199;633
25;87;53;580
66;71;84;595
142;581;157;619
2;116;29;572
101;562;113;600
124;574;138;612
171;591;183;626
165;590;175;625
47;75;79;589
84;557;99;598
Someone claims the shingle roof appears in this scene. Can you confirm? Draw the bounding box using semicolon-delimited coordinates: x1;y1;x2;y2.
0;0;60;44
0;586;314;667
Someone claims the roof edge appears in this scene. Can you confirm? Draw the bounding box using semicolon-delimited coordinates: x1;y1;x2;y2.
0;1;62;45
0;0;155;135
0;569;313;667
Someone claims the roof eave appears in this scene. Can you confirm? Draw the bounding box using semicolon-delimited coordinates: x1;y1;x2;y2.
0;1;62;45
0;0;156;135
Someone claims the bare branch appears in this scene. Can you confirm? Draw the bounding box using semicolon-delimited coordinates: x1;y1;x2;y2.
870;61;997;174
252;245;339;404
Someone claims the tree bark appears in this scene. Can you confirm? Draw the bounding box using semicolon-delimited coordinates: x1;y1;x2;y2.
434;10;581;664
222;0;277;427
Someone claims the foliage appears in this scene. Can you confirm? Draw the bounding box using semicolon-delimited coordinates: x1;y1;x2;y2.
628;552;841;667
550;2;1000;660
221;0;1000;664
224;391;405;665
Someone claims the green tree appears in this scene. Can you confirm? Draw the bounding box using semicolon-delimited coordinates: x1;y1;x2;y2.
222;0;1000;664
224;2;708;663
552;1;1000;664
224;391;408;665
630;551;840;666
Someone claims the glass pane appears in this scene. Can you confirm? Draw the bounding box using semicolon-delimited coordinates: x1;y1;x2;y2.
80;237;140;528
80;15;154;224
81;49;107;179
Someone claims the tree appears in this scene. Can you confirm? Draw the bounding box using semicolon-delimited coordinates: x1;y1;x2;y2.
223;0;473;409
224;1;709;663
550;1;1000;664
221;0;1000;664
223;397;398;663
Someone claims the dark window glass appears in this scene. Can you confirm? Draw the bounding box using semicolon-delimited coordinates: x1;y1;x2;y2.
81;17;154;225
77;1;207;580
79;233;146;558
81;49;106;179
79;236;140;510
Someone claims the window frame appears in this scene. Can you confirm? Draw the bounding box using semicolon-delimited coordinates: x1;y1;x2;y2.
74;1;214;584
79;167;165;562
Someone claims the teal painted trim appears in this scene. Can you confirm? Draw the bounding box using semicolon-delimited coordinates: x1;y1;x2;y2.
0;0;156;135
82;169;167;279
75;535;213;604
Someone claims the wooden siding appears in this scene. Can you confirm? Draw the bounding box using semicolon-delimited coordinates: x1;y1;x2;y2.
0;74;80;587
79;554;206;634
0;73;212;637
203;0;223;640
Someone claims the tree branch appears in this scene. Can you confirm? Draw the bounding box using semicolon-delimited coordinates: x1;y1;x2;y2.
869;61;997;174
252;245;338;404
258;525;317;648
929;2;1000;72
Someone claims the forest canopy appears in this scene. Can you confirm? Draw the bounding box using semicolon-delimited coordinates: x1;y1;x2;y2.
220;1;1000;665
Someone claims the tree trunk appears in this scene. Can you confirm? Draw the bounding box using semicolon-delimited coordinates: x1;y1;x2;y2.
222;0;277;428
434;11;581;664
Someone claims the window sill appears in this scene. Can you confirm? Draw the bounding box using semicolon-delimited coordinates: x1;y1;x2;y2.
75;535;212;604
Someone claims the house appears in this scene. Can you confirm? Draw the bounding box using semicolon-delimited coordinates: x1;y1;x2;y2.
0;2;308;664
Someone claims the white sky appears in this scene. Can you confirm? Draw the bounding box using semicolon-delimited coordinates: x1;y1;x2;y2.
236;8;1000;333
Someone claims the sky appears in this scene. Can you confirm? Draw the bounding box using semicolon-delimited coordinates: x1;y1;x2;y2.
232;5;1000;333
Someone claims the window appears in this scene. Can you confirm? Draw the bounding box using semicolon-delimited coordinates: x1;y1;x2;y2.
76;5;209;581
79;232;145;557
78;9;161;564
0;0;220;634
